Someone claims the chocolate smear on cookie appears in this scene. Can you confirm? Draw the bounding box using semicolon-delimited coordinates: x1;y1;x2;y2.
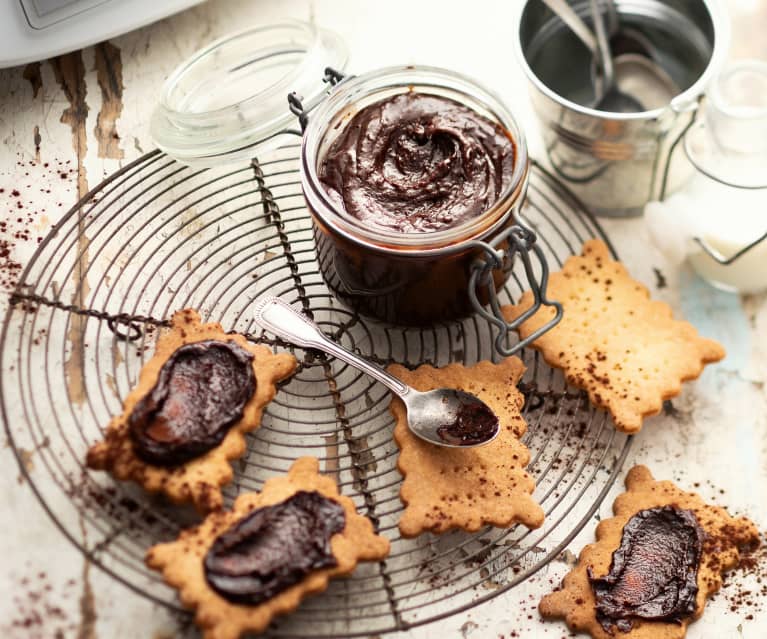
129;340;256;466
588;506;705;632
204;491;345;605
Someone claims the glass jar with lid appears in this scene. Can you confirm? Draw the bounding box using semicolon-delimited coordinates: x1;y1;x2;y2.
300;65;534;325
150;21;561;354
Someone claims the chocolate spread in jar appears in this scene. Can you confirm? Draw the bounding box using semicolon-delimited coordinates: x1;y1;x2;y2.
588;506;705;632
436;401;499;446
204;491;346;605
128;340;256;466
319;92;515;233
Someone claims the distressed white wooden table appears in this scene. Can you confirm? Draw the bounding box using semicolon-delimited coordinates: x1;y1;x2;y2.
1;1;765;638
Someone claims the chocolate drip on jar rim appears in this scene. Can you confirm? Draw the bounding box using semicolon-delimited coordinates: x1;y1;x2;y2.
204;491;346;605
128;340;256;466
588;506;705;632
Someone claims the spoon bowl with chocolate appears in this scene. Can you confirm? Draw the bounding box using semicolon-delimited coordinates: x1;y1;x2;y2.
253;296;500;448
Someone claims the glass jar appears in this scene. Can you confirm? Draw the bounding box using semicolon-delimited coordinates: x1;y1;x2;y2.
646;60;767;294
299;66;531;325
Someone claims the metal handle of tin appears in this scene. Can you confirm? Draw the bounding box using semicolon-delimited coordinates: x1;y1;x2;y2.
467;222;563;357
656;95;703;202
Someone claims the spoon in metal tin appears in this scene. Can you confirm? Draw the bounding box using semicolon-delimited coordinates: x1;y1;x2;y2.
589;0;645;112
541;0;665;113
600;5;681;111
541;0;599;55
253;296;500;449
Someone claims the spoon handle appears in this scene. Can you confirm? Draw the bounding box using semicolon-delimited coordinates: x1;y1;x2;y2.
540;0;598;54
253;296;410;397
590;0;613;84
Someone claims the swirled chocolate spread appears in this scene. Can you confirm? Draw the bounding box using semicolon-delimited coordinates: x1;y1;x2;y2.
319;92;515;233
436;401;499;446
588;506;705;632
204;491;346;605
129;340;256;466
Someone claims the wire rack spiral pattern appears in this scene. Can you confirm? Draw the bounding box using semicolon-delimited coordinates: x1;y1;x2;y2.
1;144;632;637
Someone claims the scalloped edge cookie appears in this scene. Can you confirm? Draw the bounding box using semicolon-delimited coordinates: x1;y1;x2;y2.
503;239;725;433
146;457;390;639
540;465;759;639
86;308;296;513
388;357;544;537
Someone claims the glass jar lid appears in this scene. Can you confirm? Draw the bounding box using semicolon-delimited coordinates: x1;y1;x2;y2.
150;20;347;167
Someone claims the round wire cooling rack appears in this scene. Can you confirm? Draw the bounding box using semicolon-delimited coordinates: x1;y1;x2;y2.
1;143;633;638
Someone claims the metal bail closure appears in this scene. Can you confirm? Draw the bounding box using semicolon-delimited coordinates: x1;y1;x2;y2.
467;223;563;357
693;230;767;266
288;67;349;134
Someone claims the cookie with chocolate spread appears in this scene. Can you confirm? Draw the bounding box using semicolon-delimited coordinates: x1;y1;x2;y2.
540;465;760;639
146;457;390;639
388;357;544;537
503;239;725;433
86;309;296;513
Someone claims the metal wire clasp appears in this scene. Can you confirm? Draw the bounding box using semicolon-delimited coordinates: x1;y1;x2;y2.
467;223;563;357
693;231;767;265
288;67;348;134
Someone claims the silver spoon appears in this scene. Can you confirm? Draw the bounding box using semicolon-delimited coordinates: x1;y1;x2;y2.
541;0;599;55
541;0;646;112
598;0;681;110
590;0;645;112
607;53;680;110
253;296;500;449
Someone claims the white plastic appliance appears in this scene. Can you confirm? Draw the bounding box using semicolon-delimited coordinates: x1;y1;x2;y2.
0;0;205;69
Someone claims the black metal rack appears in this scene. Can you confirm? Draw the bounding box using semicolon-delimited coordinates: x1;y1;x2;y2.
1;144;632;637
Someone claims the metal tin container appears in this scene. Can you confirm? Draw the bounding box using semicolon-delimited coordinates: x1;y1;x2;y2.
515;0;728;217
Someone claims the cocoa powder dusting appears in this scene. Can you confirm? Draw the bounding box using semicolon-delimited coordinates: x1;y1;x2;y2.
1;155;79;291
5;566;75;638
716;534;767;622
